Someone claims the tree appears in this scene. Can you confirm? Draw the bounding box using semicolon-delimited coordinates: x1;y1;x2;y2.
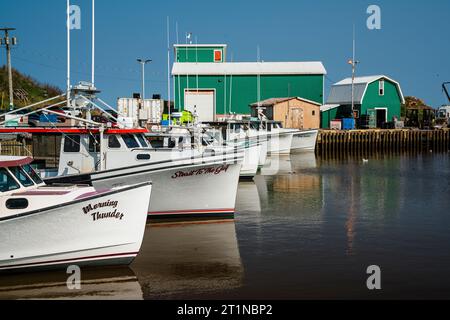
401;96;432;118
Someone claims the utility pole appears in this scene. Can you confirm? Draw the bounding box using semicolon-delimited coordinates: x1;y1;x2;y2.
0;28;18;111
348;25;359;119
136;59;152;100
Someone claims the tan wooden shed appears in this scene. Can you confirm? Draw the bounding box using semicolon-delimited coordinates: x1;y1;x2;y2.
250;97;321;129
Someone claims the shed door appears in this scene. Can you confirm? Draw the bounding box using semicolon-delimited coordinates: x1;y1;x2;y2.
368;109;377;129
290;108;304;129
184;90;215;122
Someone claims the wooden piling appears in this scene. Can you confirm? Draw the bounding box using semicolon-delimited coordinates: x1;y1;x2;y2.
317;129;450;158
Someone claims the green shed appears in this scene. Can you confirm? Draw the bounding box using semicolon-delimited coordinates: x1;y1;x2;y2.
172;44;326;122
323;75;405;129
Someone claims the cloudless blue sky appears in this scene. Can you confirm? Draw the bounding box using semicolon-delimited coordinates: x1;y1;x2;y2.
1;0;449;107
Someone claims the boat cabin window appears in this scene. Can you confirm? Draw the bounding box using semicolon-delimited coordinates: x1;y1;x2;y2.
147;136;165;149
121;134;140;149
167;137;177;149
22;164;43;184
6;198;29;210
177;136;188;148
0;168;21;193
88;134;101;153
250;122;259;130
64;135;81;153
273;122;282;129
108;135;121;149
230;123;244;133
136;134;149;148
9;166;35;187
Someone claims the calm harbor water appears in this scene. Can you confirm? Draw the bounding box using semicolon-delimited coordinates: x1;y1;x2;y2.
1;152;450;300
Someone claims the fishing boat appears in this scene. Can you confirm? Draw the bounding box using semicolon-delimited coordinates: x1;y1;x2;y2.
144;125;262;179
0;86;243;221
248;120;318;153
201;121;268;175
23;127;244;221
290;129;319;152
0;156;151;273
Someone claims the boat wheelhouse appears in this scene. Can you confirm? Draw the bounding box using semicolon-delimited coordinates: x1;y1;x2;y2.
3;127;244;221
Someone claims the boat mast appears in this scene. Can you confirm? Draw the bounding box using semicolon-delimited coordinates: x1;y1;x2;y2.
66;0;71;109
99;125;105;171
91;0;95;86
167;16;172;124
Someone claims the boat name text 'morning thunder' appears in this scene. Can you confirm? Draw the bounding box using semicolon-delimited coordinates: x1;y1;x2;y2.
82;200;124;222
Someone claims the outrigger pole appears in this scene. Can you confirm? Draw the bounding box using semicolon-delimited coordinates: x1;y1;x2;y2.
0;94;66;119
0;101;68;126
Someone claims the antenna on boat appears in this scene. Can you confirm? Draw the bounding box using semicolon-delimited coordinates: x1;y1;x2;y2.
257;45;261;113
66;0;71;109
176;22;180;113
229;52;233;116
167;16;171;124
91;0;95;86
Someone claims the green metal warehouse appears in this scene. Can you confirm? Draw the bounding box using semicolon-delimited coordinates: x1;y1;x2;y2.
321;75;405;129
172;44;327;121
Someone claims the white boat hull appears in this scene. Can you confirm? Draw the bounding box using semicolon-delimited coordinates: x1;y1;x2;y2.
240;143;260;178
54;155;243;220
268;132;294;155
0;183;151;272
291;130;319;152
211;139;261;179
258;137;268;167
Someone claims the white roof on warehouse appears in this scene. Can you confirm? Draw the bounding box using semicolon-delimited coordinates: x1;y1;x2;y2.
172;62;327;76
174;44;227;48
321;104;340;112
327;75;405;105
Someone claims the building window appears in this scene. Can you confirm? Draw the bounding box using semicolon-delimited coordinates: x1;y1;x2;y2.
379;79;385;96
312;110;316;116
214;50;222;62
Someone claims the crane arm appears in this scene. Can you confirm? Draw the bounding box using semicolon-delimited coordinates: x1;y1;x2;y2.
443;82;450;103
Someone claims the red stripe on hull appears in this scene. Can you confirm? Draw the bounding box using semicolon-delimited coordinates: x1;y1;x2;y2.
148;209;235;216
0;128;148;134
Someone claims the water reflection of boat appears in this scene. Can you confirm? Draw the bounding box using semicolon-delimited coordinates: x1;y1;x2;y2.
260;152;318;176
290;152;318;171
0;267;143;300
131;221;243;299
256;152;323;220
260;155;293;176
236;182;261;213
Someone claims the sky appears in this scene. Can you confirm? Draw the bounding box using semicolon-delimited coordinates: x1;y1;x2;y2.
0;0;449;108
